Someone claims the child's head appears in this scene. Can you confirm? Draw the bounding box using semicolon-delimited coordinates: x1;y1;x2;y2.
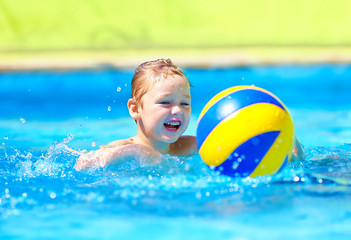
131;58;188;105
128;58;192;145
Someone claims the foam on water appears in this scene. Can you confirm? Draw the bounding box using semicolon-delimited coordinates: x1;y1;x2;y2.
1;136;351;239
1;135;351;211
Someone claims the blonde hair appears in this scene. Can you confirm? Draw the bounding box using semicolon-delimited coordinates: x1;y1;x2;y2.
131;58;187;104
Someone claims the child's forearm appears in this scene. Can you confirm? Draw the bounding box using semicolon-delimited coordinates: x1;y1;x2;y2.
74;146;125;171
74;144;163;171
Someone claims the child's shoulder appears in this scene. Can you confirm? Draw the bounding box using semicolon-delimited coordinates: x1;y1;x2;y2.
170;135;198;156
103;138;134;148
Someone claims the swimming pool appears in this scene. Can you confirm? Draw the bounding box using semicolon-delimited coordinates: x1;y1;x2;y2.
1;64;351;239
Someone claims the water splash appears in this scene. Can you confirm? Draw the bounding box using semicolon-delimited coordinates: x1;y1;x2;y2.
1;141;351;219
0;134;78;179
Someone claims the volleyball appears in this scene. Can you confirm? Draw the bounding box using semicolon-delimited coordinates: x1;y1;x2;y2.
196;85;294;178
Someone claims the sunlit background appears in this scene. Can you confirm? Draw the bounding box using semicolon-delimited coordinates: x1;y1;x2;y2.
1;0;351;68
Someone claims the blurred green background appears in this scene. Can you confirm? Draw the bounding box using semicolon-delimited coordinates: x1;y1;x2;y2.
1;0;351;66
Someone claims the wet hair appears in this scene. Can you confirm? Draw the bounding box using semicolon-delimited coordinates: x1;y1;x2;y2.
131;58;188;104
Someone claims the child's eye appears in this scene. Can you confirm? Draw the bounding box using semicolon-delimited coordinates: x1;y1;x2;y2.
181;102;190;107
158;101;170;105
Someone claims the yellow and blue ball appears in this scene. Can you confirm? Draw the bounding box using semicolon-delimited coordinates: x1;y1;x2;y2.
196;85;294;178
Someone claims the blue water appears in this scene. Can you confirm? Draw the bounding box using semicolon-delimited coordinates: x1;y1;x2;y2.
1;65;351;239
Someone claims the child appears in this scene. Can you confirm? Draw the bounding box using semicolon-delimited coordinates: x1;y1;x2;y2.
74;58;197;171
74;58;304;171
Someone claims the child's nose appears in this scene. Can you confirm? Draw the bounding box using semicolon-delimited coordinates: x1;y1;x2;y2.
171;105;182;115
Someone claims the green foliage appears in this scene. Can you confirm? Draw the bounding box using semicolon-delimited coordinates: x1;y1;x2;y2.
1;0;350;51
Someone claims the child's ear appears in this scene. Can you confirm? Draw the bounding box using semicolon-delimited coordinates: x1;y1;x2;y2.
127;98;140;120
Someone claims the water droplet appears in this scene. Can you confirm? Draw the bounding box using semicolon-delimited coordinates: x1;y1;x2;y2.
91;142;96;147
63;134;73;144
108;106;111;111
184;164;190;171
116;87;121;92
4;136;8;140
50;192;56;199
232;162;239;169
67;134;73;141
20;118;26;124
195;191;202;199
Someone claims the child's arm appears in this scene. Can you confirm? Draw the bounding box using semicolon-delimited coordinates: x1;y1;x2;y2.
74;140;162;171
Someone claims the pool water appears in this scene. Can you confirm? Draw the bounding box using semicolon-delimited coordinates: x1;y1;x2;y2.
1;65;351;239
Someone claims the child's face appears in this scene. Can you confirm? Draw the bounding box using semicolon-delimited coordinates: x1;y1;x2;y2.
137;75;191;144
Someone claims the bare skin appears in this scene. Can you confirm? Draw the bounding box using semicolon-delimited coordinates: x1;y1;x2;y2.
74;71;304;171
74;75;197;171
74;135;303;171
74;136;197;171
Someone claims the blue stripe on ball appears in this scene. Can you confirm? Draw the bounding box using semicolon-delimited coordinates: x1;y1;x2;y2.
197;89;285;149
277;154;289;173
214;131;280;177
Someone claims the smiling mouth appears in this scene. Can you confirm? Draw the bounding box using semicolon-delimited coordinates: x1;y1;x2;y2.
164;120;181;132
